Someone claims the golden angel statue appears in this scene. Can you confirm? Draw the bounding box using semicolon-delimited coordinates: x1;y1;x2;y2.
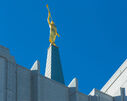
46;4;60;46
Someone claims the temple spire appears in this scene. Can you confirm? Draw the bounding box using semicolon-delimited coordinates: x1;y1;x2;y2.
45;44;65;84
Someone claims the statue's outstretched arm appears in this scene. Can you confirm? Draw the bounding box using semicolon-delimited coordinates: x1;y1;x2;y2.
46;4;51;25
55;28;60;37
57;33;60;37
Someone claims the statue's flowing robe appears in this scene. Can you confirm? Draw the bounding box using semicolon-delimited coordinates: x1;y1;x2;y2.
49;24;57;43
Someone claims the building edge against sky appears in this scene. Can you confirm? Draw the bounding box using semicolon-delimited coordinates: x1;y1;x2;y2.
0;44;127;101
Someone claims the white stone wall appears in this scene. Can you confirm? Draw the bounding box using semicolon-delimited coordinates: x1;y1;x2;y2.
78;92;89;101
0;57;7;101
6;62;16;101
95;90;113;101
38;76;69;101
69;92;78;101
89;89;113;101
17;65;31;101
1;45;127;101
0;45;17;101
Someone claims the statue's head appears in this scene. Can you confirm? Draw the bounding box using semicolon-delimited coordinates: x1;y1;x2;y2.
51;21;54;24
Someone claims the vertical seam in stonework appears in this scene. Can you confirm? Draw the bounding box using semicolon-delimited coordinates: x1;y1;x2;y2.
5;59;8;101
31;72;32;101
16;66;17;101
0;56;9;101
36;73;38;101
